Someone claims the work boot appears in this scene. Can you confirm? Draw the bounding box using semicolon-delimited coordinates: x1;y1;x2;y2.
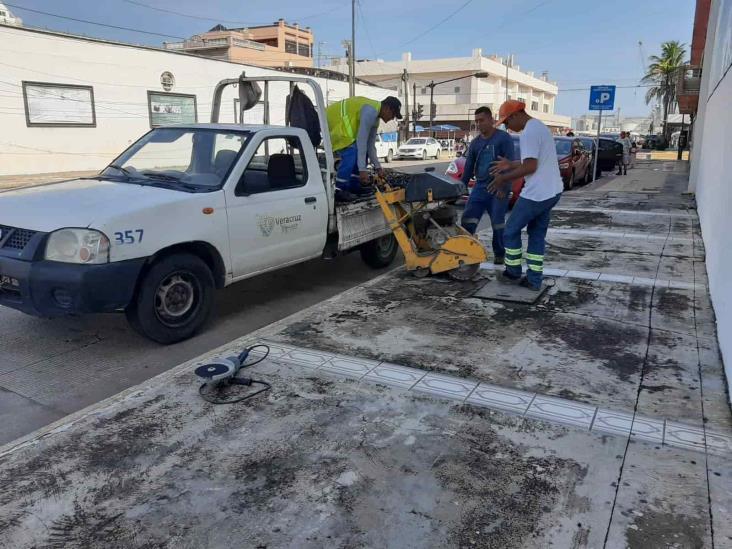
501;270;521;283
494;256;505;266
519;277;541;292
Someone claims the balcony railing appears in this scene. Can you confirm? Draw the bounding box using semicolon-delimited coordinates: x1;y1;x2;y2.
163;37;266;52
677;65;702;95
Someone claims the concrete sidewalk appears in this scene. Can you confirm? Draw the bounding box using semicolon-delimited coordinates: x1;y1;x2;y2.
0;160;729;548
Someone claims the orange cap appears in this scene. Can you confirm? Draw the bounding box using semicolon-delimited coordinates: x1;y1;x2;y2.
495;100;526;127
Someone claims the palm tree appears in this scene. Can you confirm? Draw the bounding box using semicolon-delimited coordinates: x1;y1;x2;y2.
641;41;687;145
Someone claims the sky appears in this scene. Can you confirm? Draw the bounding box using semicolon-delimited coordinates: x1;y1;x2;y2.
3;0;697;118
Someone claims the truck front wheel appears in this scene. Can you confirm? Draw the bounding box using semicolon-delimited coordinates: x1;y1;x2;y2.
360;234;398;268
126;253;215;344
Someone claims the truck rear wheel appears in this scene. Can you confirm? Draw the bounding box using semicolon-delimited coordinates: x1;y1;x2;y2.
360;234;398;268
126;253;215;344
387;150;393;163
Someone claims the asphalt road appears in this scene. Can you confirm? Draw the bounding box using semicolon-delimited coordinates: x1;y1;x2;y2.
0;161;449;446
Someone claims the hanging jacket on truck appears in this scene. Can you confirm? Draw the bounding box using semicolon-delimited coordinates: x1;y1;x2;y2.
287;85;321;149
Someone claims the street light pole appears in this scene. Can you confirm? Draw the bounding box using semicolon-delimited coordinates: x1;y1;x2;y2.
429;80;435;137
426;72;488;138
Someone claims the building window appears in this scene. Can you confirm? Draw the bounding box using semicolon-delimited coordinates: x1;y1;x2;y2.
297;43;310;57
531;101;539;111
22;81;96;127
507;95;512;100
147;91;197;128
517;97;526;104
421;87;427;94
285;40;297;54
454;86;460;93
543;104;549;113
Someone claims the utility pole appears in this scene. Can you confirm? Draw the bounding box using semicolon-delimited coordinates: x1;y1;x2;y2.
429;80;435;137
401;69;410;144
317;41;325;69
342;40;354;97
350;0;356;97
505;54;510;102
412;82;417;136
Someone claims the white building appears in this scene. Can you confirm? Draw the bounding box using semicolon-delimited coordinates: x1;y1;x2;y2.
573;113;654;134
688;0;732;391
0;24;390;176
331;50;571;134
0;3;21;26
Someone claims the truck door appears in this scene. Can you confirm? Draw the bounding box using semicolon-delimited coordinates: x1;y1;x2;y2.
224;132;328;278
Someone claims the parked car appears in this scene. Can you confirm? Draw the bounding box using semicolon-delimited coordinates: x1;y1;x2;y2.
445;135;524;208
395;138;441;160
374;134;397;163
644;134;668;150
578;137;622;178
554;137;591;190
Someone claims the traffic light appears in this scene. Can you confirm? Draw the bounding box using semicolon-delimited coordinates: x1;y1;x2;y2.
414;104;424;121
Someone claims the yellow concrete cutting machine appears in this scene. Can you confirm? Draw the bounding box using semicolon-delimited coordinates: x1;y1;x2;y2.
374;170;488;281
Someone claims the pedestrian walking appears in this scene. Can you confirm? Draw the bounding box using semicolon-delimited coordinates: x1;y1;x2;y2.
488;100;563;291
459;106;516;264
616;131;632;175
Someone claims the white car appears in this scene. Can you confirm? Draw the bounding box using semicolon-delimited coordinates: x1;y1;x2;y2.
395;138;441;160
0;75;396;344
374;134;396;163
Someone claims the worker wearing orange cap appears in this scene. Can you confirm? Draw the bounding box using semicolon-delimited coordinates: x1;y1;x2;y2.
488;100;563;290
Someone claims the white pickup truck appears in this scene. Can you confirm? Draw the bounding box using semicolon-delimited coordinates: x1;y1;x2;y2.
0;74;397;343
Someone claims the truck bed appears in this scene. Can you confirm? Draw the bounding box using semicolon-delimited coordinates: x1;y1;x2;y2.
335;196;392;251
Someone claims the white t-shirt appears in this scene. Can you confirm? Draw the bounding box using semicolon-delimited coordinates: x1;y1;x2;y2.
519;118;564;202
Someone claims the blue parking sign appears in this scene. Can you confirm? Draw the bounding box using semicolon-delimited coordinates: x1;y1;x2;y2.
589;85;616;111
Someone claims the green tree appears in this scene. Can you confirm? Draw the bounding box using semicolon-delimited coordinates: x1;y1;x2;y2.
641;41;687;144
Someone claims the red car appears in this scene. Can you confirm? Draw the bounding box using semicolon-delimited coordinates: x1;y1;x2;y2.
445;135;524;208
554;136;591;190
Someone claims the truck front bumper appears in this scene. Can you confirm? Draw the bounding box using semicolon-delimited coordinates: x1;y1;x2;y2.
0;256;146;317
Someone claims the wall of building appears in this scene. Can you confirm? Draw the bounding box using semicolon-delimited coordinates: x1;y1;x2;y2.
330;51;570;130
691;0;732;393
0;25;388;176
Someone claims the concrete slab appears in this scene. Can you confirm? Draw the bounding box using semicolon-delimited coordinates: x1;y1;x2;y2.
0;357;626;549
472;276;548;303
604;442;713;548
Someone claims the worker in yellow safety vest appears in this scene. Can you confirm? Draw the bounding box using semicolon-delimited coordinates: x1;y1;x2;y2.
326;95;402;198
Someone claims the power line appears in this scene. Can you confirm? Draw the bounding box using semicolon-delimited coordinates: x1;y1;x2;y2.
4;3;188;39
122;0;346;25
399;0;475;49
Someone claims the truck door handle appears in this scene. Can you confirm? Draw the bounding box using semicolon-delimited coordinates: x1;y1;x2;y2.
305;197;317;204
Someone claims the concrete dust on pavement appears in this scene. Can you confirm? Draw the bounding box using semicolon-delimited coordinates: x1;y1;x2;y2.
0;160;730;548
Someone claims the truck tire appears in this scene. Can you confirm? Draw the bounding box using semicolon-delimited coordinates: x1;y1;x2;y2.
387;150;393;163
422;150;427;160
126;253;215;344
360;234;398;269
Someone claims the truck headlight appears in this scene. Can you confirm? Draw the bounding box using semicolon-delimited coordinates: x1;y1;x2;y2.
559;162;570;170
45;229;110;264
446;162;458;175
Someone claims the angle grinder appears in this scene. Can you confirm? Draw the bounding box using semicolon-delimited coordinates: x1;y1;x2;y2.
194;344;271;404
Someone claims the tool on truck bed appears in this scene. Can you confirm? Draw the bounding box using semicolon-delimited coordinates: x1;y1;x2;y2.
374;170;488;281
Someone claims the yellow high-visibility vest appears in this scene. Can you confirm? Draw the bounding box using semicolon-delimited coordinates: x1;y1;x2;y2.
326;96;381;152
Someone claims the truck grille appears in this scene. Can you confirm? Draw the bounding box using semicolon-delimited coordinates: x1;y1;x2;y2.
0;225;37;251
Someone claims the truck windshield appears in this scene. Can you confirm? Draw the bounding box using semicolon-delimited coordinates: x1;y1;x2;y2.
102;128;250;190
554;140;573;156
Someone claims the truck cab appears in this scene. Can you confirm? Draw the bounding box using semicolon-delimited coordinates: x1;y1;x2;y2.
0;73;396;343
